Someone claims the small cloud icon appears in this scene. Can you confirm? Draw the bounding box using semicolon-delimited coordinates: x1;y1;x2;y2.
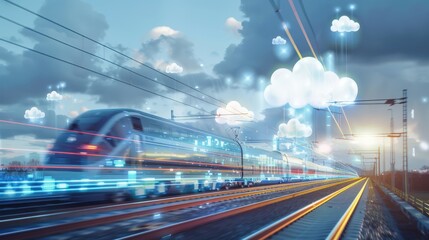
331;16;360;32
46;91;63;101
215;101;254;126
24;107;45;119
272;36;287;45
277;118;312;138
165;63;183;74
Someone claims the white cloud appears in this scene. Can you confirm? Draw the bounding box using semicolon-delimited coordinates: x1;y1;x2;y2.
264;57;358;109
46;90;63;101
225;17;242;35
150;26;179;39
24;107;45;119
165;63;183;73
277;118;312;138
331;16;360;32
216;101;254;126
272;36;286;45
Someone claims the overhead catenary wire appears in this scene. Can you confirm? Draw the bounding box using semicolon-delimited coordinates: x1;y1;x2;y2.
288;0;317;59
327;106;346;139
269;0;349;141
2;0;226;107
340;106;353;135
269;0;302;59
2;0;257;123
288;0;354;143
297;0;324;66
0;38;211;114
0;15;224;110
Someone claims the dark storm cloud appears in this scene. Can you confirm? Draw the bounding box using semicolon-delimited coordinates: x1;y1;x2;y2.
0;0;109;105
87;64;162;107
23;0;108;41
299;0;429;62
214;0;429;82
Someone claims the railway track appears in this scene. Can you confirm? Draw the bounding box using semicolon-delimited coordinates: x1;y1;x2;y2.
112;178;359;239
244;178;369;240
0;179;348;239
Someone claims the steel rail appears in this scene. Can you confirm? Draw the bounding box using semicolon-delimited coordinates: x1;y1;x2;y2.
0;179;345;239
327;178;369;240
0;179;336;227
117;178;359;240
243;178;366;240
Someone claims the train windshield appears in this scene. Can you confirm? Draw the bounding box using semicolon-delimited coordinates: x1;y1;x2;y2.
68;117;105;132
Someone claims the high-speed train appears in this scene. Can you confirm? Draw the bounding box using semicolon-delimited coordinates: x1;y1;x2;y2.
45;109;354;200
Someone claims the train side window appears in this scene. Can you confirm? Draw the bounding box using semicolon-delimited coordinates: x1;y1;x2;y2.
131;116;143;131
106;118;132;146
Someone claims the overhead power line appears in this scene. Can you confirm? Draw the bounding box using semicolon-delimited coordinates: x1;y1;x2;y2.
269;0;349;142
2;0;262;127
2;0;226;106
0;38;210;114
288;0;317;59
269;0;302;58
0;15;222;110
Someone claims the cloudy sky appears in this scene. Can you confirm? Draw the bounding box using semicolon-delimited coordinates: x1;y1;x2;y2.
0;0;428;171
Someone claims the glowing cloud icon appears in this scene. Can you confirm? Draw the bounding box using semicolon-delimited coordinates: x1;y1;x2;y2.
165;63;183;74
331;16;360;32
46;91;63;101
272;36;287;45
24;107;45;119
216;101;254;126
264;57;358;109
277;118;312;138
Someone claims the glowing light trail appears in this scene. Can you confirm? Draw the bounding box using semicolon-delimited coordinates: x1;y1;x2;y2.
341;106;353;135
327;107;346;138
269;0;303;59
288;0;317;59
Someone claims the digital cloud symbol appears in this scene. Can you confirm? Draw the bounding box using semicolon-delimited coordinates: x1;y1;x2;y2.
24;107;45;119
215;101;254;126
165;62;183;73
272;36;287;45
277;118;312;138
331;16;360;32
264;57;358;109
46;90;63;101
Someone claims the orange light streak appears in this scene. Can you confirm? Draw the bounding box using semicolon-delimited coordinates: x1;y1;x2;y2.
288;0;317;59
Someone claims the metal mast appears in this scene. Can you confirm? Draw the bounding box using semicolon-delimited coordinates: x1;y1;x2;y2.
389;109;395;188
403;89;408;199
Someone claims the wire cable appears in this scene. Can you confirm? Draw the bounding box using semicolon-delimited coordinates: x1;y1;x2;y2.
0;15;223;110
288;0;317;59
269;0;302;59
327;106;345;139
341;105;353;135
2;0;226;106
2;0;259;123
0;38;210;114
